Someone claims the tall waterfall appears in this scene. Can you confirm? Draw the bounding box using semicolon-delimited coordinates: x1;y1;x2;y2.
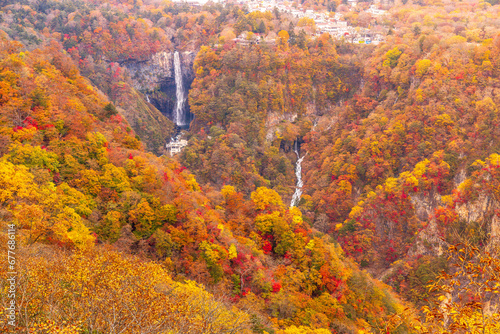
173;51;187;126
290;140;305;207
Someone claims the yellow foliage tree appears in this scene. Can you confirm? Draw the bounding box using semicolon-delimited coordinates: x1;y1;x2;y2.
251;187;284;210
0;245;251;333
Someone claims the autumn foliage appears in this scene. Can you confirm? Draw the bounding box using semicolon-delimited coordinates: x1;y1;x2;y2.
2;0;500;333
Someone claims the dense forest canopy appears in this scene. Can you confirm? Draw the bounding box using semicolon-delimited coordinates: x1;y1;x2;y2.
1;0;500;333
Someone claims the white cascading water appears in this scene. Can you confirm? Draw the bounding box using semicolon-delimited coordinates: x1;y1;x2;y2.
173;51;186;126
290;140;306;207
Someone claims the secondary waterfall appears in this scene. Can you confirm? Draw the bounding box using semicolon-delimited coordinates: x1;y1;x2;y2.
290;140;305;207
173;51;187;126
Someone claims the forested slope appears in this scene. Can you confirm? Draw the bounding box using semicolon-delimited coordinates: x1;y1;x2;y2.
0;28;411;333
2;0;500;333
297;1;500;301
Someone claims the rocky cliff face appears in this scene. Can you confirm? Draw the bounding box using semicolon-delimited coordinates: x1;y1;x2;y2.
265;112;298;142
455;194;500;250
410;192;442;222
124;51;196;125
409;184;500;259
125;52;174;91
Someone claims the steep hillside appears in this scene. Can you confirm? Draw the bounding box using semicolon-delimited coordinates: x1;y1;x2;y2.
0;0;186;153
0;31;413;333
3;0;500;332
298;0;500;304
182;30;362;200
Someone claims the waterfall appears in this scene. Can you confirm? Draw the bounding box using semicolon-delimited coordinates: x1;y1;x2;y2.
146;94;150;103
290;140;306;208
173;51;186;126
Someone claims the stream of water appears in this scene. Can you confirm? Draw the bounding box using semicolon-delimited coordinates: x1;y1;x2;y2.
290;140;305;207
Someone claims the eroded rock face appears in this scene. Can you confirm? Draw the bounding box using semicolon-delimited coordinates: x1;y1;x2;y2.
455;194;494;225
408;190;471;258
123;51;196;123
411;192;442;222
264;101;333;143
489;214;500;250
453;168;467;187
125;51;174;91
411;189;500;257
409;218;447;258
455;194;500;250
265;112;298;142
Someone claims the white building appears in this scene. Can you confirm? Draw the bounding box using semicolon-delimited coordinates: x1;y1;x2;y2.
166;138;188;156
367;5;387;16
